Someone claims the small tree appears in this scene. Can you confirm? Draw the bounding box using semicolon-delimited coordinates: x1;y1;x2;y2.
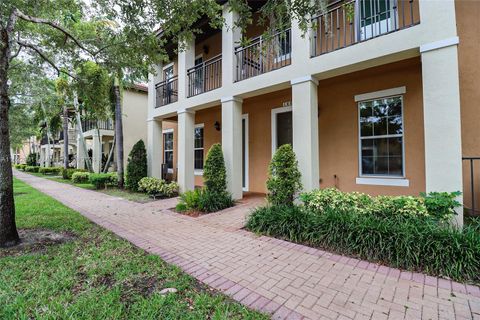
26;153;38;166
200;143;233;212
203;143;227;194
125;140;147;191
266;144;302;206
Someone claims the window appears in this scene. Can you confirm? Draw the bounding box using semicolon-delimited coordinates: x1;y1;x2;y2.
163;131;174;172
194;124;204;172
359;95;404;177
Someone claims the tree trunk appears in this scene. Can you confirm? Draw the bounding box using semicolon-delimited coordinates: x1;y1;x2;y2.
63;105;69;169
73;93;93;172
114;76;124;188
0;23;20;247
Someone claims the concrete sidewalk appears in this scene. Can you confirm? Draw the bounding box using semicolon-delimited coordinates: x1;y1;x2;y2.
15;170;480;320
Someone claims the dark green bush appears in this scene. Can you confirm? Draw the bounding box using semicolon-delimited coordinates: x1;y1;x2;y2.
126;140;147;191
14;164;27;170
198;190;234;213
266;144;302;206
72;172;90;184
25;166;40;173
38;167;62;175
62;168;87;180
88;172;117;189
176;189;202;212
26;153;38;166
246;206;480;282
421;191;461;221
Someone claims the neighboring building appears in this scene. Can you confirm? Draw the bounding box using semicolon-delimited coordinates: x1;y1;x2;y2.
11;136;39;164
77;85;148;172
147;1;474;226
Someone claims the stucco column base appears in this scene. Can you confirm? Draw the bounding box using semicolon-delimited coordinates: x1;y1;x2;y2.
291;76;320;192
177;110;195;193
76;134;85;170
421;44;463;227
147;119;163;178
221;97;243;200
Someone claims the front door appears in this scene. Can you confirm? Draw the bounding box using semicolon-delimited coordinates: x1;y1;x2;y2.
242;114;249;191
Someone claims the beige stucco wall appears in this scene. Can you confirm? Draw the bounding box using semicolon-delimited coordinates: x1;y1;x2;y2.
123;88;148;168
456;0;480;210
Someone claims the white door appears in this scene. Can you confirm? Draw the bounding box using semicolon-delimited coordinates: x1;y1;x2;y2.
358;0;395;41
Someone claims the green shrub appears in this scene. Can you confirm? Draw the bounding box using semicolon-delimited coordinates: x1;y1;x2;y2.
198;190;234;213
178;189;202;211
246;205;480;282
300;188;460;221
25;166;40;173
62;168;87;180
138;177;179;198
38;167;62;175
421;191;461;221
266;144;302;206
88;172;117;189
26;153;38;166
14;164;27;170
175;202;188;212
126;140;147;191
71;172;90;184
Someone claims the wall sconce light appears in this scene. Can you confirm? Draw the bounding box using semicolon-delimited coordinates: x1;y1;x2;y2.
214;121;221;131
203;45;209;55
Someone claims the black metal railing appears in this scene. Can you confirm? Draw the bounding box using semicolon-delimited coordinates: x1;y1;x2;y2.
187;54;222;97
311;0;420;57
81;119;114;131
235;28;292;82
463;157;480;216
155;76;178;108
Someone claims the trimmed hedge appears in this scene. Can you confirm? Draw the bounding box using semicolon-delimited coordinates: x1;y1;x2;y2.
137;177;179;198
88;172;117;189
25;166;40;173
62;168;87;180
72;172;90;184
14;164;27;171
39;167;62;175
246;205;480;283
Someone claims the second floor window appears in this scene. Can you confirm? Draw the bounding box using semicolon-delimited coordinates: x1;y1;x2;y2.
359;95;404;177
194;125;204;172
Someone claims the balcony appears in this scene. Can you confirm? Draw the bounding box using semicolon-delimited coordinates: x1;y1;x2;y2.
235;28;292;82
81;119;114;132
311;0;420;57
187;54;222;97
155;76;178;108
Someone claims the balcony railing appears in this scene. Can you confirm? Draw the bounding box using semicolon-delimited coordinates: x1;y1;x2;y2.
311;0;420;57
187;54;222;97
235;28;292;82
155;76;178;108
82;119;113;132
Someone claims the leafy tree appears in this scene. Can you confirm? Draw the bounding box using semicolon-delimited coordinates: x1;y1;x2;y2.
126;140;147;191
266;144;302;206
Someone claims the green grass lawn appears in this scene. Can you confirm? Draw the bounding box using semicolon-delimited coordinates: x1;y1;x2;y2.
26;172;152;203
0;179;267;320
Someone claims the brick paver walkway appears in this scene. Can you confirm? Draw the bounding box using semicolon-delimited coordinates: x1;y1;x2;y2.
15;171;480;320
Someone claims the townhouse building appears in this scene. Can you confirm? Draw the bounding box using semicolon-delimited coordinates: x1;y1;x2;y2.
147;0;479;226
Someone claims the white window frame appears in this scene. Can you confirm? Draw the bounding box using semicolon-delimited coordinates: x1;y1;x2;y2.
194;123;204;176
163;128;174;173
271;106;292;156
355;87;409;186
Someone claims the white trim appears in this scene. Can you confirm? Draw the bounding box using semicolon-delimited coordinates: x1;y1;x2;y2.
194;169;204;176
162;128;174;134
194;123;204;129
420;37;459;54
177;109;195;115
221;96;243;103
356;177;410;187
355;86;406;102
271;106;292;156
162;62;174;71
242;114;249;192
291;75;319;86
194;123;204;172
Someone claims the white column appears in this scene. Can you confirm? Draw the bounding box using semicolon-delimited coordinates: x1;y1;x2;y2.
92;133;102;173
221;96;243;200
178;38;195;101
291;76;320;191
222;5;241;86
76;133;85;169
147;118;163;178
177;110;195;193
290;18;312;68
421;41;463;227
